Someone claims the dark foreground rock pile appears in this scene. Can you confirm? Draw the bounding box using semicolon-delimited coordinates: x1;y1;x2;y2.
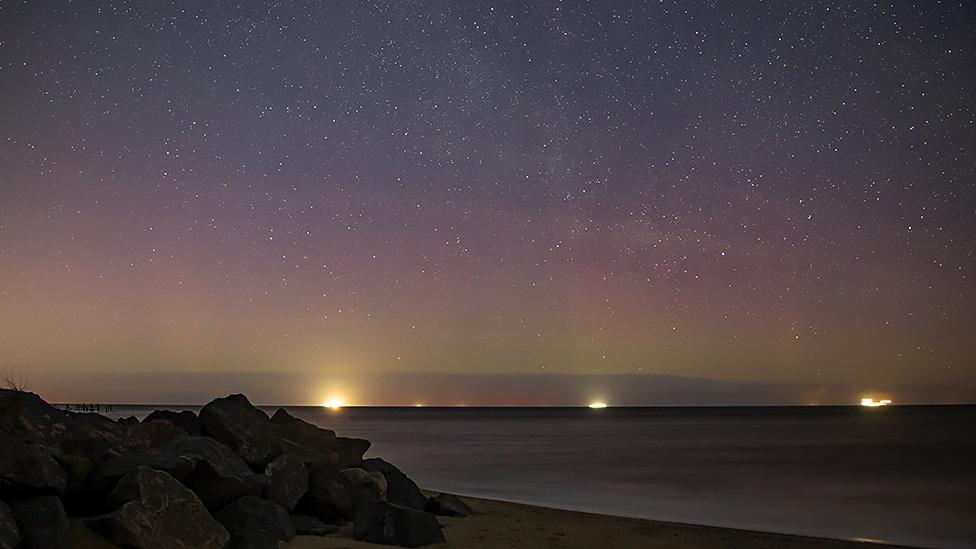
0;389;466;548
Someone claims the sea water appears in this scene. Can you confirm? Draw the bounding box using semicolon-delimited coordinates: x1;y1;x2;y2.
100;405;976;548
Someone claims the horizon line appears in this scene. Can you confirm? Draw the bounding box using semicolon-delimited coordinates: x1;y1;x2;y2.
52;401;976;408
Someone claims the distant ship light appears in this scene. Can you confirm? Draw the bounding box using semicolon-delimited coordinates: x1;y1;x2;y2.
588;402;608;409
860;398;892;407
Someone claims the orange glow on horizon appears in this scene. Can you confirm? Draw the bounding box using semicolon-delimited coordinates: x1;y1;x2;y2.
322;398;344;410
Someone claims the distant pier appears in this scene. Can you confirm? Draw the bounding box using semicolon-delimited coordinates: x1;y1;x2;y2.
62;402;115;413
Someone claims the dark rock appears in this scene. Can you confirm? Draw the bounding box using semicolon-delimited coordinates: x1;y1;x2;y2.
329;436;371;468
66;411;138;456
290;514;339;536
126;419;188;449
200;394;277;468
10;496;71;549
0;390;141;473
0;390;73;451
71;416;189;515
353;501;444;547
56;452;96;513
296;465;355;522
271;409;372;468
425;493;472;517
268;409;338;465
168;436;265;510
363;458;426;510
342;467;387;503
143;410;201;436
269;408;335;439
274;435;337;466
84;452;196;506
186;461;267;512
86;466;229;549
0;434;67;498
168;436;253;478
264;453;307;511
0;501;20;549
117;416;140;426
216;496;294;549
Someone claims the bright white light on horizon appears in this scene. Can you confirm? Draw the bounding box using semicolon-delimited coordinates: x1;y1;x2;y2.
860;398;892;407
588;402;608;409
322;398;344;410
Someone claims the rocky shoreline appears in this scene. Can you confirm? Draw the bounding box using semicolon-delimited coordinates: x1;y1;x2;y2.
0;389;470;548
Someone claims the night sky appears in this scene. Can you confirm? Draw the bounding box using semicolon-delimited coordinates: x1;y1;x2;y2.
1;1;974;405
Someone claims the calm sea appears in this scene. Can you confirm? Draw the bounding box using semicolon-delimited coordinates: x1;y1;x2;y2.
95;405;975;549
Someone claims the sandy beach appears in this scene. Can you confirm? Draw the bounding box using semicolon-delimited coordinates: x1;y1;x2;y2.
288;494;911;549
72;493;908;549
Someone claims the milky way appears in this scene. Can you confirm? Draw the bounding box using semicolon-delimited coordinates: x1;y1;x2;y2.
1;2;974;404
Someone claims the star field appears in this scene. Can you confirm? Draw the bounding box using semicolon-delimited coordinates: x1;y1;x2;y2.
1;1;974;403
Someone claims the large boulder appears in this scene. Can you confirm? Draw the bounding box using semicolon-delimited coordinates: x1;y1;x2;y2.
363;458;426;510
425;493;472;517
0;390;73;451
0;435;68;498
84;452;196;505
168;436;265;510
117;416;140;426
143;410;201;435
86;467;229;549
0;390;143;478
200;394;278;468
353;502;444;547
329;435;371;468
270;409;370;468
264;453;307;511
126;419;188;449
10;495;71;549
269;408;335;439
274;435;338;466
342;467;387;503
290;514;339;536
0;501;20;549
65;411;139;457
216;496;295;549
296;465;355;522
